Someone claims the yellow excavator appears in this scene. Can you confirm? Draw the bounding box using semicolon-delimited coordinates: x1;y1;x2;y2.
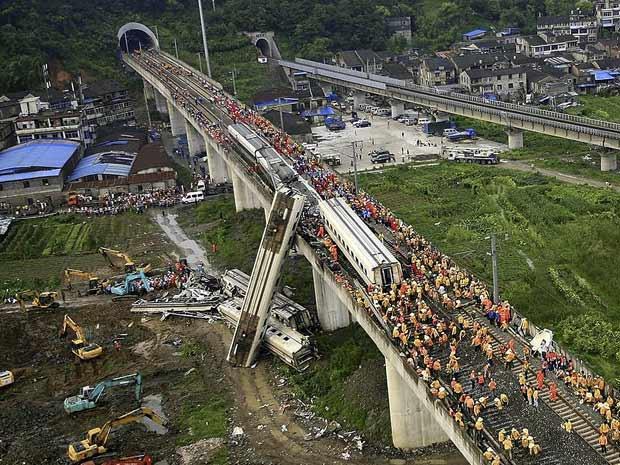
16;290;60;311
62;268;101;295
67;407;165;462
59;314;103;361
98;247;151;274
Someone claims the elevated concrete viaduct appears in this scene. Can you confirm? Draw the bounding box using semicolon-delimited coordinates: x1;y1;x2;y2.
279;58;620;171
125;50;471;455
121;42;619;465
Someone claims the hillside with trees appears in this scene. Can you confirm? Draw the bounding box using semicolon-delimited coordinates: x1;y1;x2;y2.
0;0;589;95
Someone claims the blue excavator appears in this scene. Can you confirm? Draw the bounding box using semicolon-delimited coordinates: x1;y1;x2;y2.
64;373;143;414
110;270;152;296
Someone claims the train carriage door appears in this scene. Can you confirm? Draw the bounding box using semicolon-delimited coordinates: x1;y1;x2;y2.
381;266;394;287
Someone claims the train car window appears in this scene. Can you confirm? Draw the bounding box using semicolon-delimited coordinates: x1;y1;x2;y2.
382;267;394;286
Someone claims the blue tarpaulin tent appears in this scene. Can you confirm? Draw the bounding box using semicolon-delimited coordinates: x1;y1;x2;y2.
301;106;335;118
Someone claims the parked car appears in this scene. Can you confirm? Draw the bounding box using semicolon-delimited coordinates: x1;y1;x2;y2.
182;191;205;204
369;150;396;164
353;119;372;128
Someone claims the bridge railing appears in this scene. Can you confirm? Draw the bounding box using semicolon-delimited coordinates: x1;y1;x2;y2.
284;58;620;135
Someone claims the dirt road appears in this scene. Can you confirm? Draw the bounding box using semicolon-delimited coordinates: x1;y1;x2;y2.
496;159;620;192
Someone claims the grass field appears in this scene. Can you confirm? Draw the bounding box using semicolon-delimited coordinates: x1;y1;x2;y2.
0;212;175;294
361;163;620;380
567;95;620;123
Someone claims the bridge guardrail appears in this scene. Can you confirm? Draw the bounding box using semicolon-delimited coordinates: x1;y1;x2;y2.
283;59;620;136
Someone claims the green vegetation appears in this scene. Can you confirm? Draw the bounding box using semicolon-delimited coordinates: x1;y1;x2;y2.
281;325;391;443
360;163;620;380
1;0;589;99
177;342;231;464
567;95;620;123
0;212;173;293
532;156;620;186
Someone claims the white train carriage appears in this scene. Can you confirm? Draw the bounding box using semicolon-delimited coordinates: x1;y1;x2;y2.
319;197;403;288
218;298;314;371
227;123;297;187
221;268;316;330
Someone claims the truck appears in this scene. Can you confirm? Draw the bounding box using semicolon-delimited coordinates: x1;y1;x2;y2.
447;149;500;165
446;128;477;142
324;117;346;131
64;373;143;414
423;120;455;136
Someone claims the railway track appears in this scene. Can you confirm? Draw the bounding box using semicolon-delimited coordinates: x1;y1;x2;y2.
127;51;617;465
379;233;616;465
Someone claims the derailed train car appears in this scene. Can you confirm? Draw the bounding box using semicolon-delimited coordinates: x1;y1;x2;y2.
218;298;315;371
227;123;297;189
319;197;403;288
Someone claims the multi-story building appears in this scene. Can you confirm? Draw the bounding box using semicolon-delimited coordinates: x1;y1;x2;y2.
386;16;412;41
516;33;579;57
419;57;457;87
81;80;135;127
537;12;598;43
596;0;620;30
14;109;91;145
460;67;527;97
0;139;82;209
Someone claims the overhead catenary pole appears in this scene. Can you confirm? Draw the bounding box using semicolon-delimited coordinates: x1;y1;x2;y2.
124;32;130;53
212;0;215;10
196;52;203;73
174;38;179;59
231;67;237;96
352;141;359;194
491;233;500;304
143;83;152;129
197;0;212;78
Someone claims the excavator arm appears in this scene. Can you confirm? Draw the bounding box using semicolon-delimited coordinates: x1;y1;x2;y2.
98;247;151;274
68;407;164;462
62;269;99;290
60;314;86;341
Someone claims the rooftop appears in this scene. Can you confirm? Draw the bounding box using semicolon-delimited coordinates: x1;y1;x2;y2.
0;140;80;183
537;15;569;26
130;142;175;174
67;151;136;182
83;79;128;99
464;66;527;79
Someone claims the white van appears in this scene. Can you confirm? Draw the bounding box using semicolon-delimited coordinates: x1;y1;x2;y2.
418;117;432;125
196;180;206;192
182;191;205;204
375;108;391;117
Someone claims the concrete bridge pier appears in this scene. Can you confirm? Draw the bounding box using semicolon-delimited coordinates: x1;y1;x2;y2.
143;81;155;100
390;101;405;118
352;92;365;110
386;361;450;449
186;121;206;156
231;172;262;212
320;84;335;97
168;102;186;137
311;264;351;331
601;153;618;171
205;138;229;183
154;89;169;115
506;129;524;150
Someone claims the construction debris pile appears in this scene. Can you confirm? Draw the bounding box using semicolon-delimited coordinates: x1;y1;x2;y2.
131;269;317;371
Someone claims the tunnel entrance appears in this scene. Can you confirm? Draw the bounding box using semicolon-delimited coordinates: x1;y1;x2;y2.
117;22;160;53
256;38;271;58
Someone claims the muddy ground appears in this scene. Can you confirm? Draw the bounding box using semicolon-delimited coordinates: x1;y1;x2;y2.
0;296;466;465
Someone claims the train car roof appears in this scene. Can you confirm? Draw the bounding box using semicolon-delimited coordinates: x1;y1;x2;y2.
320;197;399;268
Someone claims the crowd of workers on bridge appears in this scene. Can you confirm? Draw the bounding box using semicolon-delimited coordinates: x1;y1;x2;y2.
134;50;620;463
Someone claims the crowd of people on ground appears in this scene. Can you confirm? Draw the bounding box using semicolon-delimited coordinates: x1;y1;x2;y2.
60;188;183;216
136;50;620;463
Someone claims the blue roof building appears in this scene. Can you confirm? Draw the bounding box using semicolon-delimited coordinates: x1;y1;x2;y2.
463;29;488;41
0;140;81;209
